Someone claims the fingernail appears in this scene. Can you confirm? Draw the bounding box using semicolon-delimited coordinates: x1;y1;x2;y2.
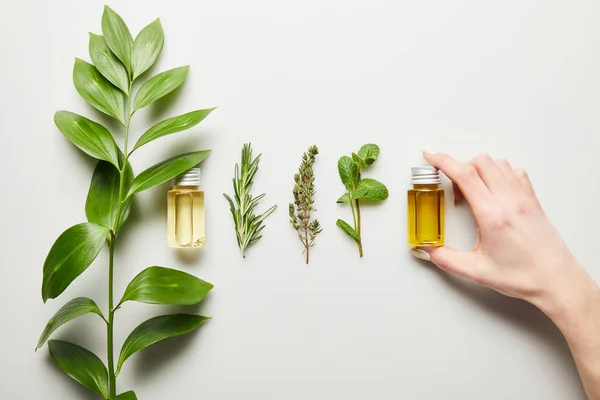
421;149;437;155
410;248;431;261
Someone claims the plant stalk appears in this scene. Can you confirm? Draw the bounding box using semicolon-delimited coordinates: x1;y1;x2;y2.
303;201;309;264
348;191;363;257
349;191;357;229
107;237;117;399
354;167;363;257
107;140;126;399
106;83;132;399
238;178;247;258
305;237;309;264
355;199;363;257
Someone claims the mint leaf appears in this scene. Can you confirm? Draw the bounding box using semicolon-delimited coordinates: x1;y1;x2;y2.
336;193;350;203
338;156;358;191
336;219;360;241
352;178;389;201
351;152;364;167
357;144;380;166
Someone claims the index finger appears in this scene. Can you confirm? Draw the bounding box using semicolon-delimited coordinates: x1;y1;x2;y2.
423;151;490;206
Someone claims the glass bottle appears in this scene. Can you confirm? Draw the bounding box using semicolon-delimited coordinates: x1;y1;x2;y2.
167;167;205;248
407;165;444;247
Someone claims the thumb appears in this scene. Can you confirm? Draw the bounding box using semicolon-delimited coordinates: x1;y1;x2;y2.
411;246;482;281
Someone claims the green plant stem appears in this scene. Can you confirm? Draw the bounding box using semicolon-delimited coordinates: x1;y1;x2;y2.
106;83;133;399
349;191;357;228
238;194;247;259
123;83;133;156
355;199;363;257
124;125;129;157
107;237;116;399
353;167;363;257
107;156;126;399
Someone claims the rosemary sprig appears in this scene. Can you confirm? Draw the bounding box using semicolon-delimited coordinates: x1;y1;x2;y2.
289;145;322;264
224;143;277;258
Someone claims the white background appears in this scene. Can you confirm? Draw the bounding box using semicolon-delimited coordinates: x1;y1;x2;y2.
1;0;599;399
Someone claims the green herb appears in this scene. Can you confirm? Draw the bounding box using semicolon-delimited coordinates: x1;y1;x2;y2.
38;6;215;399
336;143;389;257
224;143;277;258
289;145;322;264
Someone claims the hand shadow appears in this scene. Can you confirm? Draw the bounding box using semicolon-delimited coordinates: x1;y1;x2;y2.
416;259;586;397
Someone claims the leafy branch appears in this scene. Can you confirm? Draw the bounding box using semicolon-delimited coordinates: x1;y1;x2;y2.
224;143;277;258
38;6;215;399
289;145;322;264
336;144;389;257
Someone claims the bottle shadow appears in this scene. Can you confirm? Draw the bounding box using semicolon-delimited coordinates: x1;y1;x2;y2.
416;259;586;396
175;248;204;265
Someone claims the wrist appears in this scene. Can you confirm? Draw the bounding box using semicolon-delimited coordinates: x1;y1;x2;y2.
531;261;600;334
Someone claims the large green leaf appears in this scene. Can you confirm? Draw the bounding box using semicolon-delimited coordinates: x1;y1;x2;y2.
132;19;164;80
54;111;120;168
89;33;129;94
352;178;389;201
117;314;210;375
120;266;213;306
48;340;108;398
133;66;189;112
86;160;133;232
73;58;125;125
338;156;358;191
42;223;110;302
336;219;360;241
36;298;104;350
357;143;380;166
116;392;138;400
126;150;210;198
101;6;133;74
131;108;216;153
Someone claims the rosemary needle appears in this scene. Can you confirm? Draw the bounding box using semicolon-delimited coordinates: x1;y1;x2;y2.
224;143;277;258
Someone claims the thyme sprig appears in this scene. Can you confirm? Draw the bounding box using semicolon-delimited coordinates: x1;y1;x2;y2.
289;145;322;264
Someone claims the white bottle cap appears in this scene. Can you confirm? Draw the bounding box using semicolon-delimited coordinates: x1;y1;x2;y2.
411;165;440;184
172;167;202;186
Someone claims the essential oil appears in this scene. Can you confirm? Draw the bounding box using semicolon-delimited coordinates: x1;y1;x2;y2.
407;165;444;247
167;167;205;248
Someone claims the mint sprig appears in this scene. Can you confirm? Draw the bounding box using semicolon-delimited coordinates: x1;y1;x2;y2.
336;143;389;257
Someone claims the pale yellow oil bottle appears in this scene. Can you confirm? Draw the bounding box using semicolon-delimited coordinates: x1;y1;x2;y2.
408;166;444;247
167;167;206;248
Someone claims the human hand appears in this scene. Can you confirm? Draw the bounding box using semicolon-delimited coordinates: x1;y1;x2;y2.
411;151;592;311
